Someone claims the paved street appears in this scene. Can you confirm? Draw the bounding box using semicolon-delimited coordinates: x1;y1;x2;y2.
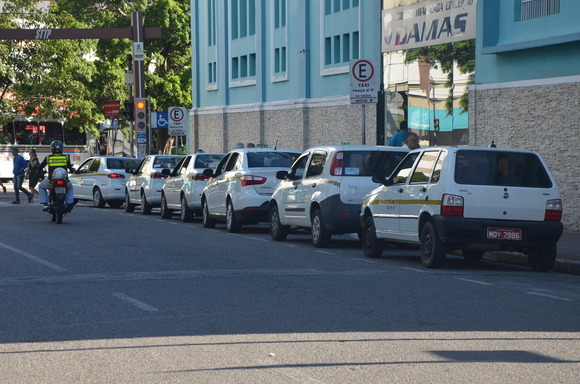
0;198;579;383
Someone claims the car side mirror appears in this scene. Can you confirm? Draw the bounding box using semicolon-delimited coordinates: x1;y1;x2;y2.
161;168;171;176
372;173;391;187
203;168;214;178
276;170;289;180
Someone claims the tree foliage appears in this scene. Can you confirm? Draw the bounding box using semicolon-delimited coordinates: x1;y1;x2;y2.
404;40;475;115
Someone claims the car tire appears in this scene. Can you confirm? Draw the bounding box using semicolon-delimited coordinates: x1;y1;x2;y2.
180;196;194;222
462;249;484;265
311;208;331;248
269;204;289;241
527;244;557;272
226;199;241;233
420;221;446;268
160;194;173;219
362;216;384;258
108;200;123;209
202;199;216;228
141;191;152;215
124;191;135;213
93;188;106;208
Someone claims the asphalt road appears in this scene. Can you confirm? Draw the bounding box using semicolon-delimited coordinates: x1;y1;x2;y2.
0;201;579;383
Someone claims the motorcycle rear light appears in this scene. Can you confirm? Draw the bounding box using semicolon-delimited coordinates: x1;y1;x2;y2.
240;175;267;186
108;173;125;179
193;174;209;181
441;194;464;216
340;211;350;217
53;179;67;187
151;172;168;179
544;199;562;221
330;151;344;176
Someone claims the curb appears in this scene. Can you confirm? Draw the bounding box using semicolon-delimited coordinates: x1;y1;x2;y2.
484;252;580;275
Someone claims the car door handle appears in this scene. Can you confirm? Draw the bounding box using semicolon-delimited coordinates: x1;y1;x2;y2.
311;183;317;188
420;187;427;193
397;188;403;193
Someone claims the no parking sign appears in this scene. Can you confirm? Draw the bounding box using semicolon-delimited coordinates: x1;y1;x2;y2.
168;107;188;136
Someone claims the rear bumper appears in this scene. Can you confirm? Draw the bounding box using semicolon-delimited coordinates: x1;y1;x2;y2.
318;195;361;234
432;215;563;249
234;201;270;223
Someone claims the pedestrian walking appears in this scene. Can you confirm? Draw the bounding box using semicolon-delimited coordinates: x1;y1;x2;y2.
26;148;43;203
389;120;409;147
11;147;31;204
0;178;6;193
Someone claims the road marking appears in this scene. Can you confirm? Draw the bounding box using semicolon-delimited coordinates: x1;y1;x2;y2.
0;241;67;272
524;291;572;302
455;278;494;286
357;258;378;264
400;267;430;273
314;250;335;255
113;293;159;311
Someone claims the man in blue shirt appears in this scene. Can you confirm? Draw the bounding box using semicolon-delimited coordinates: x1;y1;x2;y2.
11;148;31;204
389;120;408;147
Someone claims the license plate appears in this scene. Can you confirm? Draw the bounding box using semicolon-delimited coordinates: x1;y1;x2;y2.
487;227;522;240
55;187;66;194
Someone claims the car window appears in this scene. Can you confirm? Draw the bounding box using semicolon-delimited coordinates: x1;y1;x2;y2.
306;151;326;178
226;153;240;171
246;151;299;168
370;151;407;177
89;159;101;172
138;157;151;173
77;159;93;174
213;154;231;176
391;153;419;184
194;154;224;169
289;154;309;180
409;151;438;184
455;150;552;188
431;151;446;184
153;156;181;169
172;156;188;175
106;158;139;170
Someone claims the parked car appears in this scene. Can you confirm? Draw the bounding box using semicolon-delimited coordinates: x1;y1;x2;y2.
69;156;140;208
160;152;225;221
269;145;408;247
125;154;183;215
201;148;301;232
360;146;564;271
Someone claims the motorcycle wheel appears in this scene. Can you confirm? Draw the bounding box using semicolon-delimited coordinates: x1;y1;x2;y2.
56;212;63;224
50;212;56;222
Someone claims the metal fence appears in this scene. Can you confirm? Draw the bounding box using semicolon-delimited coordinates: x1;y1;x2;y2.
521;0;560;20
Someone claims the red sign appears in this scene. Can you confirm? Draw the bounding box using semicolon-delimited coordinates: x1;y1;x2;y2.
103;101;120;118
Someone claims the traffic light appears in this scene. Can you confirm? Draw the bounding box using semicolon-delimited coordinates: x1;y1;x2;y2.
134;98;147;131
122;100;134;121
434;118;440;131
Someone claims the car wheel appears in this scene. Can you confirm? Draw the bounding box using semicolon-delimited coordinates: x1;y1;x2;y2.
226;200;241;233
269;204;289;241
202;199;216;228
93;188;106;208
462;249;484;265
124;191;135;213
362;216;384;258
160;194;173;219
141;191;152;215
108;200;123;209
311;208;331;248
527;244;557;272
420;221;446;268
180;196;194;222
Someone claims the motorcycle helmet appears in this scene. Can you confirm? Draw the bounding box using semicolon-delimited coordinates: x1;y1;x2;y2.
51;140;64;154
52;167;68;180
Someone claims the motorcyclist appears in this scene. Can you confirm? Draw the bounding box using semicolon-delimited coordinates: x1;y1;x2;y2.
38;140;76;212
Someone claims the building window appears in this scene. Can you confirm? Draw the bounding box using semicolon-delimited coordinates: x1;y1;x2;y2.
275;0;286;28
231;0;256;40
250;53;256;76
274;46;286;73
520;0;560;20
207;0;216;46
208;62;217;84
232;57;239;79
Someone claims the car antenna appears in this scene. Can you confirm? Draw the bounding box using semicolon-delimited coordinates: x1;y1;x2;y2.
274;139;278;150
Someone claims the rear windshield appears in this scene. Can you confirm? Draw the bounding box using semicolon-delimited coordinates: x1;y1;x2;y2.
455;150;552;188
247;151;300;168
153;156;181;169
352;150;407;177
194;154;225;169
106;158;140;170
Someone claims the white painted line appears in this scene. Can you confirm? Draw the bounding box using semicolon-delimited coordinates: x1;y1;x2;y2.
357;258;378;264
0;241;67;272
314;250;335;255
113;293;159;311
524;291;573;302
455;278;494;286
400;267;430;273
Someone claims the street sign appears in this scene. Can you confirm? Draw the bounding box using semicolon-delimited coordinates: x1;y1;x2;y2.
103;101;120;118
168;107;188;136
111;118;119;130
150;112;168;129
349;59;379;104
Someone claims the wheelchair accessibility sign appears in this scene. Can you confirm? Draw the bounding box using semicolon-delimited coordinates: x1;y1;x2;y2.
150;112;168;129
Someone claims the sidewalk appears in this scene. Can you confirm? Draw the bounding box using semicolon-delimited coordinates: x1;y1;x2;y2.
1;181;579;275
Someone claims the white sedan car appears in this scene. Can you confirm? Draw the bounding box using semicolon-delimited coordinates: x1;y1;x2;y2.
125;154;183;215
69;156;140;208
201;148;301;232
160;152;225;222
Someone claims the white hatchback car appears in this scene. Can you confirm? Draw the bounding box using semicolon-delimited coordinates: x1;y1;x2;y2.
70;156;140;208
160;152;225;221
201;148;301;232
269;145;408;247
360;146;564;271
124;154;183;215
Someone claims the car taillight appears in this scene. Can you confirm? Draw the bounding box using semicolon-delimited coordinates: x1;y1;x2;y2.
544;199;562;221
330;151;344;176
108;173;125;179
240;175;267;186
54;179;67;187
193;174;209;181
151;172;167;179
441;194;464;216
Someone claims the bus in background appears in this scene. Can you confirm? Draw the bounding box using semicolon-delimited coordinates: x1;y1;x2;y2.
0;118;93;180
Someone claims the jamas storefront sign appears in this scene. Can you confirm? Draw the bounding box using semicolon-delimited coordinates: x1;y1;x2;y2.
382;0;477;52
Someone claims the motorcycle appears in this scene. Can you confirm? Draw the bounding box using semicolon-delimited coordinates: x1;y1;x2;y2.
45;167;70;224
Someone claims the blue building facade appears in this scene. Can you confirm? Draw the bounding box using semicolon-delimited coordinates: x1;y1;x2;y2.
189;0;382;152
470;0;579;230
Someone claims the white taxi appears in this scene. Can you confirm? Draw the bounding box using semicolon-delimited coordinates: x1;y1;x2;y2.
201;148;301;232
124;154;183;215
269;145;408;247
360;146;563;271
70;156;140;208
160;152;225;221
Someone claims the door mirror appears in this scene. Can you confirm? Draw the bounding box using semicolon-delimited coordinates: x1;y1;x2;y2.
276;170;289;180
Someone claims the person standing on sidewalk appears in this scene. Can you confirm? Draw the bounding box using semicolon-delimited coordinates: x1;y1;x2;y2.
11;148;31;204
26;148;43;203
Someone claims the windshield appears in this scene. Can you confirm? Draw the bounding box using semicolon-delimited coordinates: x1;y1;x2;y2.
106;158;140;170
